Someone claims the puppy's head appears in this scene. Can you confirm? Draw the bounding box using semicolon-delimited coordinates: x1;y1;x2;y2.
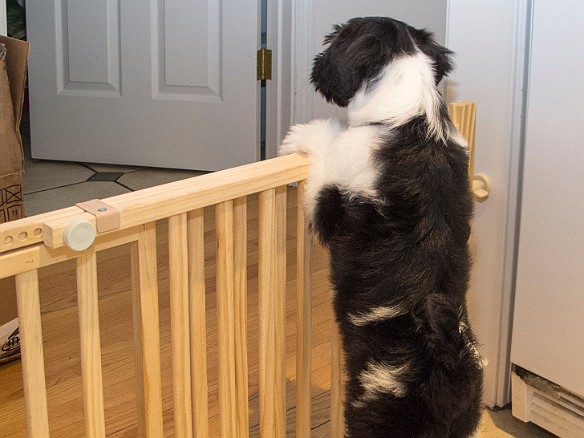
311;17;453;107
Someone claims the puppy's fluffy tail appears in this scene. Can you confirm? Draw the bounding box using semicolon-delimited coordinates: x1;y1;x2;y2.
418;293;484;434
419;293;476;372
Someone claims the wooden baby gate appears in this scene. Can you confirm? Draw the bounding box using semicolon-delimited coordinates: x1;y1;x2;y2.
0;102;477;438
0;152;347;437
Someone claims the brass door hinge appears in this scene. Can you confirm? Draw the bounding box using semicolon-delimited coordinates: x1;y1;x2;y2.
257;48;272;81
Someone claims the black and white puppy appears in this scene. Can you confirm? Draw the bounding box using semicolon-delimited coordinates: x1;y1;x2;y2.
280;17;483;437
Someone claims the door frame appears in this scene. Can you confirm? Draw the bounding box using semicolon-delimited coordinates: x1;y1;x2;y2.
0;2;6;36
265;0;294;159
289;0;314;125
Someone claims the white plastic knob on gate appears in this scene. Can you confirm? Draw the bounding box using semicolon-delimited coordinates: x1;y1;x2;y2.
63;219;97;251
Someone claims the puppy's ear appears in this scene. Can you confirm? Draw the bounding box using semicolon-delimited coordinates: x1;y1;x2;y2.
311;18;415;107
323;24;343;45
310;21;362;107
409;27;454;84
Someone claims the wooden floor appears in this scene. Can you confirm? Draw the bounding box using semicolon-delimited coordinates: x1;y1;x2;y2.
0;188;338;437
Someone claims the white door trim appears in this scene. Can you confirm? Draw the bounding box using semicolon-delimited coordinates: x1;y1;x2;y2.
266;0;294;158
496;0;532;407
0;2;6;36
267;0;314;156
290;0;313;125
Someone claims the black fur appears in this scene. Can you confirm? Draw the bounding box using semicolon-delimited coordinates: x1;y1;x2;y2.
306;17;482;437
311;17;453;107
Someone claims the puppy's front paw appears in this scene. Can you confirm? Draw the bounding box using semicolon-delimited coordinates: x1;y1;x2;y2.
279;123;310;156
279;118;344;156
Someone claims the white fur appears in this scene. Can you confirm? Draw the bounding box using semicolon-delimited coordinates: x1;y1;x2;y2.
348;52;445;140
279;118;382;218
353;360;410;408
348;304;406;326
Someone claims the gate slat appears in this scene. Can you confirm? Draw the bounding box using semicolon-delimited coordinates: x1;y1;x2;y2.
215;201;238;437
169;213;193;438
15;269;50;438
295;181;312;437
76;251;106;437
188;210;209;438
131;222;164;437
258;187;287;438
233;197;250;436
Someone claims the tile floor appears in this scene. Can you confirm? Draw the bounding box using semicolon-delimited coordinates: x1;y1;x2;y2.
17;122;556;437
21;129;206;217
22;159;206;216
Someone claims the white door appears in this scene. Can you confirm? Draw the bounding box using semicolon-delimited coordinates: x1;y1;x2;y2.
25;0;259;171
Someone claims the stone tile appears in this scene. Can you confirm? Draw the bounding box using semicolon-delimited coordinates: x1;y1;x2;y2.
82;163;145;174
23;181;131;216
87;172;124;182
23;160;95;194
117;167;206;191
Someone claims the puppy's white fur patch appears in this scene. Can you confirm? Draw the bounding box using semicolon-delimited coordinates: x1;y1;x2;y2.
279;118;382;218
353;360;410;408
348;304;406;326
348;51;445;140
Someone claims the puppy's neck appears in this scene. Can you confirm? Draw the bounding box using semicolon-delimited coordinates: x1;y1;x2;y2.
347;51;448;141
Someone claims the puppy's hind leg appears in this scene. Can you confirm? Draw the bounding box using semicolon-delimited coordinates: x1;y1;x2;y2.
311;184;347;244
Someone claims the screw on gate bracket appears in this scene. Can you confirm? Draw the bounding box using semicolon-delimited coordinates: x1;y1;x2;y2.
75;200;121;233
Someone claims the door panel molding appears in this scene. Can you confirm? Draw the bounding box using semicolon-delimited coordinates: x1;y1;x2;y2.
56;0;121;96
154;0;222;101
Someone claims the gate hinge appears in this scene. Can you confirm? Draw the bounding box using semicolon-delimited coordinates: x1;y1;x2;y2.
257;48;272;81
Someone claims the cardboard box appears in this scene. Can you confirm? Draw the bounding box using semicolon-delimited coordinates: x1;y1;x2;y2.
0;35;29;224
0;35;29;331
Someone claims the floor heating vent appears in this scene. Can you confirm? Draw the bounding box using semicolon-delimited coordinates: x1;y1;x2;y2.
512;366;584;438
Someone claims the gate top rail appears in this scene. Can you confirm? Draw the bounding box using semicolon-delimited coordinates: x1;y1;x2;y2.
0;154;308;254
